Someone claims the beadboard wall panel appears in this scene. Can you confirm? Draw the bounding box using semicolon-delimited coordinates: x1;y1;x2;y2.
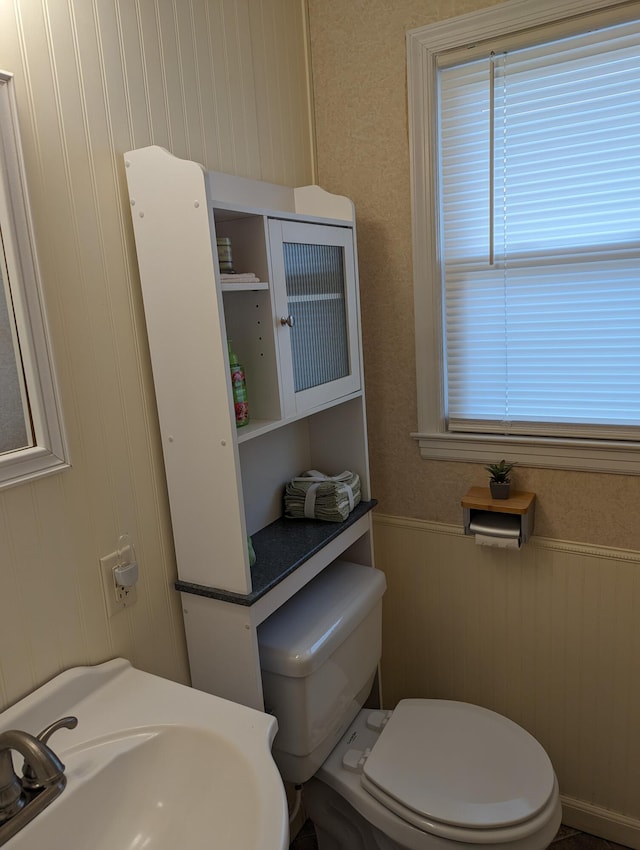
0;0;313;710
250;0;316;187
374;514;640;846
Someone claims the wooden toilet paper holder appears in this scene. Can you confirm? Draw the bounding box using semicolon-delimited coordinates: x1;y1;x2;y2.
461;487;536;545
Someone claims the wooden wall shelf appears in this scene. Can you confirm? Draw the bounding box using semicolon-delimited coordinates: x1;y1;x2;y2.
461;486;535;514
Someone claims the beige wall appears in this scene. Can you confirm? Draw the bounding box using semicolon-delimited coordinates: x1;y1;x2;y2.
306;0;640;550
0;0;314;711
306;0;640;842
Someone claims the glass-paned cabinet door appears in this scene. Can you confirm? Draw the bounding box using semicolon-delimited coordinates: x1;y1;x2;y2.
269;220;361;416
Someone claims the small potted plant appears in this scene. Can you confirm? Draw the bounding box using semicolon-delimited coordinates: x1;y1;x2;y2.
485;459;516;500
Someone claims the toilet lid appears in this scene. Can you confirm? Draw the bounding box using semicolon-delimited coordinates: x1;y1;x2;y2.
361;699;556;830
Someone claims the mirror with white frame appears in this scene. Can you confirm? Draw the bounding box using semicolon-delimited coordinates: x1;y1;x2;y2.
0;71;68;489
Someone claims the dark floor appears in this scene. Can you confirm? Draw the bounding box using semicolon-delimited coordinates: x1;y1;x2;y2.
289;820;631;850
551;828;630;850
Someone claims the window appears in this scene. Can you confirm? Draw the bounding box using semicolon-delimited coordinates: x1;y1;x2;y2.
0;72;68;488
0;244;29;452
408;0;640;473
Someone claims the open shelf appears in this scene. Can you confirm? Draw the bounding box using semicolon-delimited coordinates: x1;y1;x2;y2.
221;280;269;292
176;499;377;606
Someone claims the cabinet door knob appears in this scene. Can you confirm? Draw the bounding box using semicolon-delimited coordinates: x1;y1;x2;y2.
280;314;295;327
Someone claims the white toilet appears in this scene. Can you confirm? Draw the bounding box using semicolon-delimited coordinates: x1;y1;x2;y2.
258;560;562;850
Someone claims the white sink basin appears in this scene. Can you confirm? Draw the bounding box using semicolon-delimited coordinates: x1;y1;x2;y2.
0;659;288;850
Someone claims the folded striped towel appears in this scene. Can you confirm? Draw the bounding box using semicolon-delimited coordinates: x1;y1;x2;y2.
284;469;361;522
220;272;261;283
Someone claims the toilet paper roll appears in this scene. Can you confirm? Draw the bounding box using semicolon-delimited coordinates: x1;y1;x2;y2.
474;533;521;549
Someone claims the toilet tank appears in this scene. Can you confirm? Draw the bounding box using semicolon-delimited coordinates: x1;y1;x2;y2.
258;560;386;784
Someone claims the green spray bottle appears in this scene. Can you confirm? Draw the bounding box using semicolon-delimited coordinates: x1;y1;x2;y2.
227;340;249;427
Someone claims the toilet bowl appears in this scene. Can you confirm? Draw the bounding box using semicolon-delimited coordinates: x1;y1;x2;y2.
305;704;561;850
258;561;561;850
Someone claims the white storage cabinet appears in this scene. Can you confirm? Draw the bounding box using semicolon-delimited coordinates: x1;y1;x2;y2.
125;146;374;710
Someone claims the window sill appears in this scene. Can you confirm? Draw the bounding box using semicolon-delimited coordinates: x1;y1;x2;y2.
411;431;640;475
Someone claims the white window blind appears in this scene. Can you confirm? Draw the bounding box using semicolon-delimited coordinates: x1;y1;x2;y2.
439;18;640;441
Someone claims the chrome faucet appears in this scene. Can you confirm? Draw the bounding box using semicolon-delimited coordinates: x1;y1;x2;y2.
0;716;77;846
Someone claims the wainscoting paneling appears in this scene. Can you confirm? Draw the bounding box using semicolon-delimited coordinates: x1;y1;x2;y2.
0;0;313;711
374;514;640;848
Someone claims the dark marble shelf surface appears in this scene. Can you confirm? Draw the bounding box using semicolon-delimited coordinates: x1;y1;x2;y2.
176;499;377;606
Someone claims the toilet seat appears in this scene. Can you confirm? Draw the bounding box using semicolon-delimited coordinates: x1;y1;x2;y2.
361;699;556;832
316;701;561;849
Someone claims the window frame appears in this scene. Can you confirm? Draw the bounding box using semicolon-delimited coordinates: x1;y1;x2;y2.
408;0;640;474
0;71;69;489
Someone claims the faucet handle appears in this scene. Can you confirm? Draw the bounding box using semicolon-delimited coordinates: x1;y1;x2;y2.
33;716;78;747
21;716;77;791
